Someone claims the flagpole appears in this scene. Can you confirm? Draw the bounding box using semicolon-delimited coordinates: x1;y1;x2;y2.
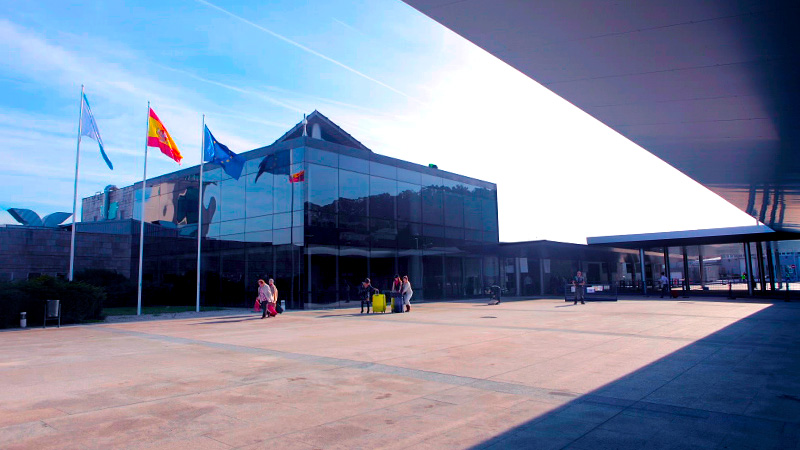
137;102;150;316
196;115;205;313
68;85;84;282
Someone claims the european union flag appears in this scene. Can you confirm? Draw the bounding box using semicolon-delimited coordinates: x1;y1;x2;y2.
204;125;245;180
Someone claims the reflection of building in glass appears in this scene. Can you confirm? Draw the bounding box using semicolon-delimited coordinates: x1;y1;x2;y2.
81;111;500;308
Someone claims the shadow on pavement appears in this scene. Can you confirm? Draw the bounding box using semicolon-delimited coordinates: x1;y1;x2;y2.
469;301;800;449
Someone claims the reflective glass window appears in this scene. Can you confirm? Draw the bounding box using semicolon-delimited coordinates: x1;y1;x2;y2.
481;197;498;232
307;211;337;244
291;147;305;164
290;162;305;211
465;229;482;242
246;214;272;233
339;214;369;247
221;177;246;221
445;227;464;240
444;191;464;227
397;182;421;223
339;170;369;216
420;173;442;188
397;168;422;185
463;195;482;230
397;221;422;249
370;161;396;179
370;218;397;248
202;180;221;223
273;212;292;229
306;147;338;167
273;228;291;245
246;171;273;217
273;173;292;214
219;219;245;236
243;156;261;175
245;230;273;243
421;186;443;224
369;176;396;219
307;163;338;213
339;154;369;174
203;168;224;182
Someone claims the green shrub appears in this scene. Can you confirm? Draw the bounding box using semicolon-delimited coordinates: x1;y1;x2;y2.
74;269;136;308
0;276;106;328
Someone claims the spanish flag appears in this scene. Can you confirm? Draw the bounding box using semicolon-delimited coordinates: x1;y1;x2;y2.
147;108;182;164
289;170;305;183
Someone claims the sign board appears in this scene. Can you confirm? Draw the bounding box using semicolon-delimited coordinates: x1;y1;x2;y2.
586;287;595;293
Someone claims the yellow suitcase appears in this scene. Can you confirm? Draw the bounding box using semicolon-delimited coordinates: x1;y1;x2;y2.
372;293;387;313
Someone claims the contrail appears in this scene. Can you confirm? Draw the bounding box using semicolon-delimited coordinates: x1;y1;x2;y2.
195;0;417;102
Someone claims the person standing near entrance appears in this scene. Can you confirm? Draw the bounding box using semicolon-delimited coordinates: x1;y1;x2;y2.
401;275;413;312
660;272;670;298
269;278;280;314
359;278;378;314
573;271;586;305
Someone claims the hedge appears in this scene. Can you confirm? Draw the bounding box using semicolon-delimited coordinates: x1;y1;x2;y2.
0;276;105;329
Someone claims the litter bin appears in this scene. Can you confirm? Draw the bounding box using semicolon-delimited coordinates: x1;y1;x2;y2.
20;312;26;328
280;299;285;312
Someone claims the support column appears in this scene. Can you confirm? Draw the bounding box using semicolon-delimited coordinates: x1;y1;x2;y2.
663;247;671;296
766;241;776;291
539;257;545;296
682;246;690;296
699;246;706;290
756;241;766;292
639;248;647;295
515;257;521;297
744;243;754;296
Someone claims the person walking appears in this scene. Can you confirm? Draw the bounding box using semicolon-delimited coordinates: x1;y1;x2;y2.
401;275;413;312
660;272;670;298
257;279;275;319
268;278;280;314
359;278;378;314
573;271;586;305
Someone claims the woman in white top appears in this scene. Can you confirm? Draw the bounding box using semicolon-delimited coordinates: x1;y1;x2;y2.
401;275;413;312
257;279;274;319
268;278;279;313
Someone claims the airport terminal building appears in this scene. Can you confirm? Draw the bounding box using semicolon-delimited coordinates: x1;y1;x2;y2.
80;112;500;308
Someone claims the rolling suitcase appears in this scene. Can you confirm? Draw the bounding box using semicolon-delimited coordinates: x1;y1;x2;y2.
392;294;404;313
372;293;387;313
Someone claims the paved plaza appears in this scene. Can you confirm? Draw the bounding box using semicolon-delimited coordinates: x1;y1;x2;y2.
2;297;800;449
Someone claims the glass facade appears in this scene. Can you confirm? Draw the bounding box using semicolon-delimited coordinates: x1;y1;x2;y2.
127;138;499;309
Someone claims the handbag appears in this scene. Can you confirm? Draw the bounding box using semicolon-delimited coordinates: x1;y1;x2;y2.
275;302;283;314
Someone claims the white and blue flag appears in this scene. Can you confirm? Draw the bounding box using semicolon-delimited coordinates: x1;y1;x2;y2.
80;93;113;170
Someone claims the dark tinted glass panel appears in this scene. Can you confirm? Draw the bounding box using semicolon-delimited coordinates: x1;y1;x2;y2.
307;163;338;213
290;162;305;212
445;227;464;240
339;214;369;247
397;221;422;249
420;174;442;188
221;177;246;221
445;256;463;298
465;229;482;243
339;248;368;302
397;182;421;223
423;255;444;299
423;224;445;249
309;247;337;306
339;170;369;216
204;168;223;182
481;197;498;232
339;155;369;173
246;172;273;217
292;226;303;246
444;191;464;227
274;150;291;168
307;211;337;244
369;176;396;219
396;168;422;185
306;147;338;167
369;249;396;293
463;195;482;230
220;219;245;236
244;156;261;175
370;161;396;179
421;186;443;224
370;218;397;248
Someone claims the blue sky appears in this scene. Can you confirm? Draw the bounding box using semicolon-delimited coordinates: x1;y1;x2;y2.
0;0;756;243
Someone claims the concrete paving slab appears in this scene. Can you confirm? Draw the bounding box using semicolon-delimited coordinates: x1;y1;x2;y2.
1;297;799;449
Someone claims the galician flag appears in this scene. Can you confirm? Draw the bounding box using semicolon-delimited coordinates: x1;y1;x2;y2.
80;93;113;170
147;108;183;164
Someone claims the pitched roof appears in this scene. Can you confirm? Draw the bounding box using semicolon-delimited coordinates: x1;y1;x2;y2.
272;110;371;152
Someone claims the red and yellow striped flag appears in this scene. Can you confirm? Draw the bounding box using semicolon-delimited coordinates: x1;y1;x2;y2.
147;108;182;164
